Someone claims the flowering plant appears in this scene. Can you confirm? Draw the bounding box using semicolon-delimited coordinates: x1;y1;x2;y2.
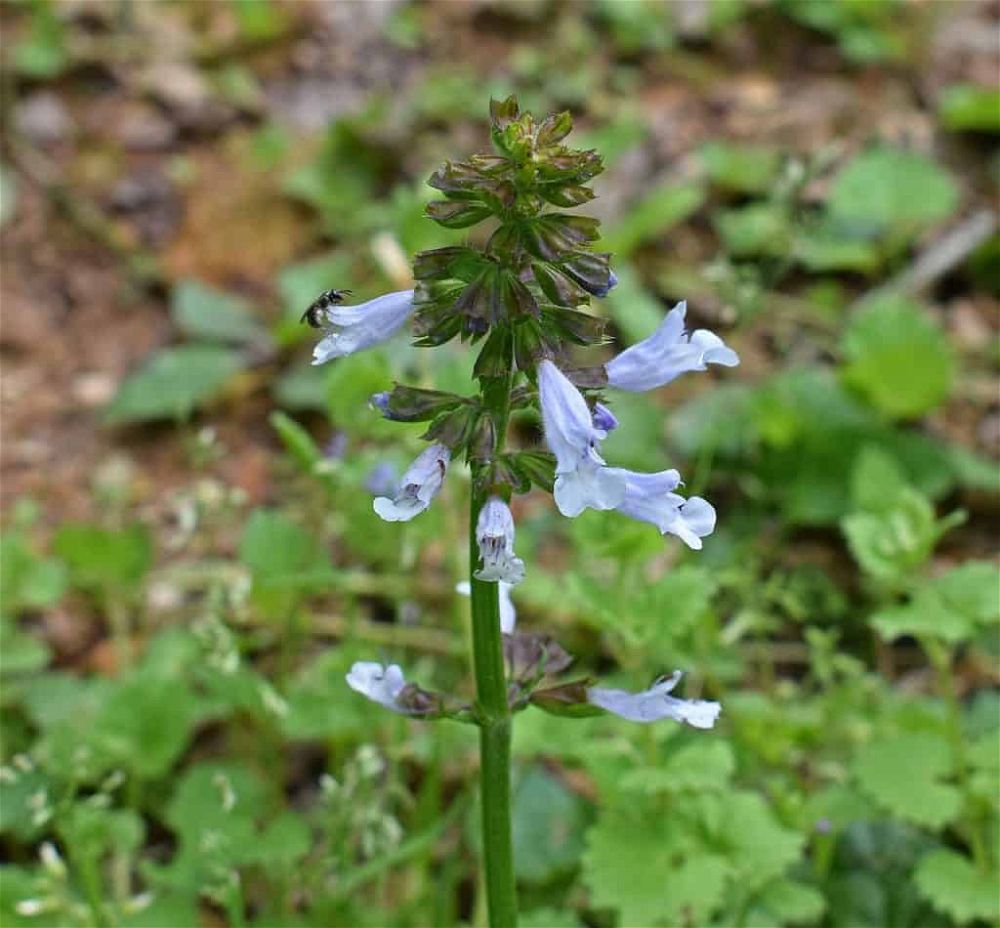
310;97;737;927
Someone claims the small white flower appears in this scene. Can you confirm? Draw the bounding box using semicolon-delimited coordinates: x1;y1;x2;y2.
474;497;525;585
605;301;739;392
346;662;411;714
456;580;517;633
373;443;450;522
538;360;626;517
312;290;415;365
609;467;717;550
588;671;721;728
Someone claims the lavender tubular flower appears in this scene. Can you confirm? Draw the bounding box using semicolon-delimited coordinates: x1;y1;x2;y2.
312;289;415;365
538;360;626;517
588;671;721;728
474;497;526;585
605;301;739;392
607;467;717;549
373;442;450;522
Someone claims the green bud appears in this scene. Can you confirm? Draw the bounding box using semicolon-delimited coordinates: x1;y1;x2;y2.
529;680;603;718
426;200;494;229
473;325;514;381
375;385;469;423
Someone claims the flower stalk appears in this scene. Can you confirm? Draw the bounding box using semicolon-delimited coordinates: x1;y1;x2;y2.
312;96;739;928
469;492;518;927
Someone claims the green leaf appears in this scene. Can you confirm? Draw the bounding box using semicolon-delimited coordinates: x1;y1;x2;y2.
871;596;972;645
270;410;324;472
14;3;68;78
872;562;999;645
512;767;589;884
53;523;151;596
841;296;954;419
584;801;729;927
795;228;880;274
927;562;1000;626
171;280;268;345
827;147;959;237
94;675;199;778
749;878;826;926
708;791;804;892
273;360;329;411
700;142;782;195
239;509;332;616
850;446;909;513
939;84;1000;133
0;534;66;617
254;811;311;866
0;617;50;677
915;849;1000;924
106;345;244;423
604;182;705;257
853;732;962;829
715;203;792;257
842;487;942;583
620;740;735;795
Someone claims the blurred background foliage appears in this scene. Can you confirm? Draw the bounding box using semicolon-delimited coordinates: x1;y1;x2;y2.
1;0;997;926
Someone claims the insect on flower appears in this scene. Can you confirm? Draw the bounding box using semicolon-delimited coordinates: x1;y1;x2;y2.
300;289;354;328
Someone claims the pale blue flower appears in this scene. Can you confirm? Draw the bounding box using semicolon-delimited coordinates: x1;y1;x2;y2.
609;466;717;549
588;671;721;728
346;661;412;714
474;497;525;585
538;360;626;517
456;580;517;633
312;290;415;365
605;301;739;392
591;402;618;433
373;442;450;522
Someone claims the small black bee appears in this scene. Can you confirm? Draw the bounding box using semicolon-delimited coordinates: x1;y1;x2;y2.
300;289;353;328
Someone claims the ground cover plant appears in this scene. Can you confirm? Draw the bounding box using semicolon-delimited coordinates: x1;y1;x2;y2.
1;2;998;927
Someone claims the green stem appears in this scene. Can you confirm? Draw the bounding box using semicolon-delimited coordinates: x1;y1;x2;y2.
469;490;518;928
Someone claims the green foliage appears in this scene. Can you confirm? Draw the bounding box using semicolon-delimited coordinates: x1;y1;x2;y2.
511;767;589;884
13;0;68;78
53;523;151;598
915;850;1000;924
827;147;959;240
171;280;269;345
700;142;783;195
583;789;804;926
852;733;961;830
841;296;954;420
106;346;245;424
239;508;333;616
938;85;1000;133
603;182;706;257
